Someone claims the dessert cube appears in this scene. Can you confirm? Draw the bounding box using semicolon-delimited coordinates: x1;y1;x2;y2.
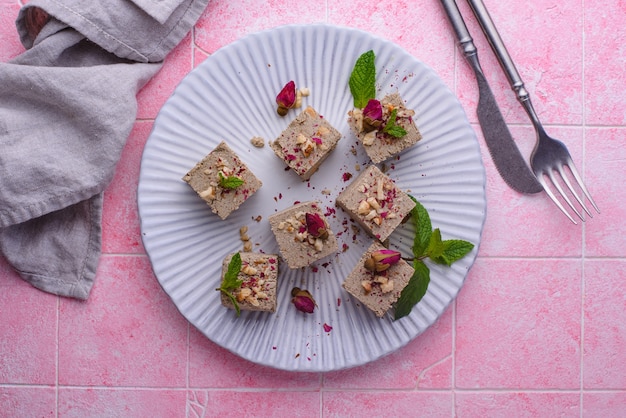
269;201;339;269
347;92;421;163
271;106;342;180
342;241;414;318
220;252;279;313
183;141;262;220
336;164;415;242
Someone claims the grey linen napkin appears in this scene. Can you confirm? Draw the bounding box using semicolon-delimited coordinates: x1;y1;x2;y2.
0;0;209;299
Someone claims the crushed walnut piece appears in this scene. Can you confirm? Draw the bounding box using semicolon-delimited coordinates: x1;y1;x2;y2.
250;136;265;148
361;272;394;295
355;175;399;227
240;226;253;252
234;258;275;307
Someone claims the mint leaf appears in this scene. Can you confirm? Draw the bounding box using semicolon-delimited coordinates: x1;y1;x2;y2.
349;50;376;109
431;240;475;266
394;260;430;320
219;172;244;189
218;253;243;316
382;108;408;138
222;292;241;316
395;196;475;320
409;196;432;258
425;228;444;259
222;252;242;288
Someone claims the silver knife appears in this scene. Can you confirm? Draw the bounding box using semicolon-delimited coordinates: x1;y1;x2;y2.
439;0;543;194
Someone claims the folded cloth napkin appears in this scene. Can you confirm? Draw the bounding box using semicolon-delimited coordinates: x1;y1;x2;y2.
0;0;209;299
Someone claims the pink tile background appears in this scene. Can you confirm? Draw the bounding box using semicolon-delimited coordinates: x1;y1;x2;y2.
1;0;625;416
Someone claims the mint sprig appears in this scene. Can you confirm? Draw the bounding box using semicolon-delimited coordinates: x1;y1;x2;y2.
349;50;376;109
219;172;244;189
217;252;243;316
394;196;475;320
394;260;430;320
382;108;408;138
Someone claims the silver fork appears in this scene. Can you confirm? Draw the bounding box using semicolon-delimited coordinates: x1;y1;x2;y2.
467;0;599;224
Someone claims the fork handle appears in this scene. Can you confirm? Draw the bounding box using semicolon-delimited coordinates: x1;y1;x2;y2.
466;0;541;126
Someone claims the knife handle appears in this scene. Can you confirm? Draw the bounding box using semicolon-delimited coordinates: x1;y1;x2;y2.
465;0;532;107
439;0;480;65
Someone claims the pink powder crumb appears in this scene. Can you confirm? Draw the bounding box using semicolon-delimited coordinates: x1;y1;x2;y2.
323;323;333;333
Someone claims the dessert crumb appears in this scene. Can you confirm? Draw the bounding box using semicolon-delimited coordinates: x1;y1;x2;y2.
250;136;265;148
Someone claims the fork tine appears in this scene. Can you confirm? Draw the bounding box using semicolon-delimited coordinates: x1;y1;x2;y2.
557;164;592;218
536;173;578;224
564;156;600;214
548;169;585;222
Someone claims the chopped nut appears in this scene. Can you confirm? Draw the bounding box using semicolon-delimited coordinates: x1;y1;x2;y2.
314;238;324;252
299;87;310;97
237;287;252;302
364;209;378;221
366;196;380;210
301;140;315;157
250;136;265;148
380;280;394;294
199;186;215;200
361;280;372;294
243;241;253;252
357;200;371;215
295;133;307;145
316;126;329;136
245;295;261;306
241;265;258;275
351;108;364;132
374;275;388;284
294;89;303;108
362;130;377;146
377;180;385;201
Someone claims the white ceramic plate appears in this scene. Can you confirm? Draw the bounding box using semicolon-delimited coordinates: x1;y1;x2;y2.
138;24;486;372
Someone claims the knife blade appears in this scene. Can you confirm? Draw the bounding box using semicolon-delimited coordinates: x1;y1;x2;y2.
439;0;543;194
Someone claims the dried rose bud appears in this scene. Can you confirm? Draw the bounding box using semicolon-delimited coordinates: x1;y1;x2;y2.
276;80;296;116
291;287;316;314
364;249;401;272
305;212;329;240
362;99;383;132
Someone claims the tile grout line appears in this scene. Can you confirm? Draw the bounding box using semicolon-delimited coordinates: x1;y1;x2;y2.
55;295;60;418
579;0;586;416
